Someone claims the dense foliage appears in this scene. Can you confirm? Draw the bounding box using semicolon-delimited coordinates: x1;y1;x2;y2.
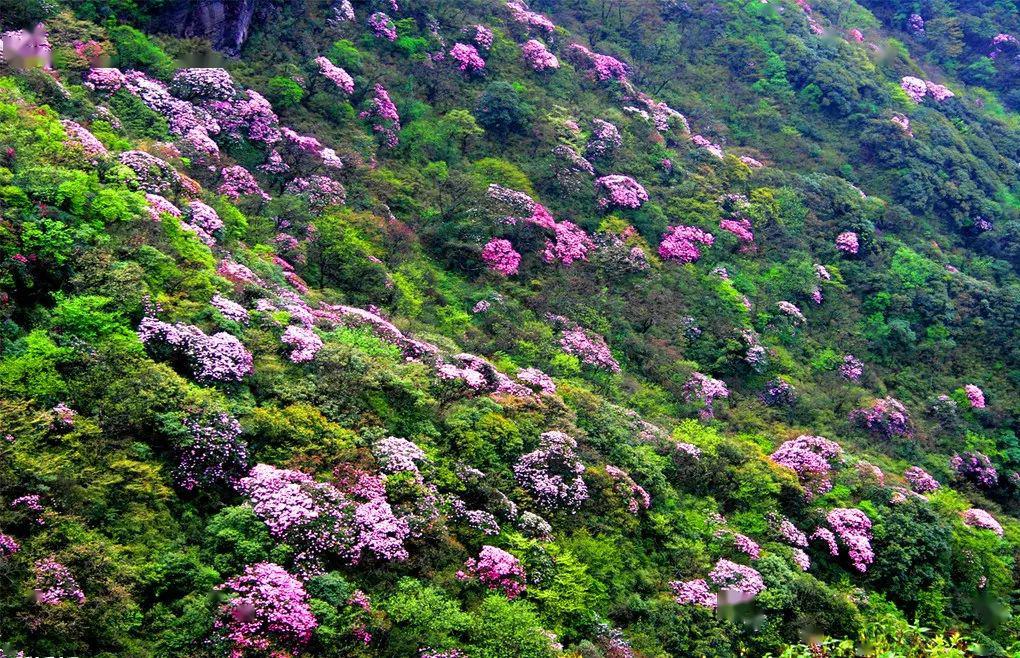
1;0;1020;655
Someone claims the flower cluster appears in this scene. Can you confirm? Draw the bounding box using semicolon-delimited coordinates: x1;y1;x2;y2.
605;465;651;513
84;67;126;93
215;563;317;656
658;225;715;263
368;12;398;40
770;435;843;497
961;509;1003;536
691;134;724;158
768;513;808;547
281;325;323;363
506;1;555;34
839;355;863;381
449;43;485;72
541;221;593;265
460;546;527;598
719;217;753;244
964;384;986;409
901;76;954;103
0;533;19;557
33;558;85;605
670;578;717;608
907;13;925;35
586;119;622;158
521;39;559;71
372;436;427;476
182;201;223;246
11;494;45;525
950;451;998;488
481;238;522;276
776;301;806;324
211;294;249;325
175;411;248;490
171;68;236;101
514;431;589;511
210;90;281;144
633;92;689;135
560;326;620;372
218;165;270;202
51;402;76;428
904;466;940;494
315;55;354;95
835;231;859;255
470;24;494;49
516;367;556;395
825;508;874;572
709;559;766;601
731;533;761;559
61;120;108;161
850;397;913;439
118;150;179;195
285;175;347;209
138;317;253;383
360;85;401;147
595;175;648;209
760;378;795;406
567;44;629;82
683;372;729;419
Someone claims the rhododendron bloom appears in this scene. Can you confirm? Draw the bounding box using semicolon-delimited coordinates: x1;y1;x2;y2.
709;559;765;600
586;119;622;158
836;231;859;254
659;225;714;263
175;411;248;490
171;67;236;101
471;24;494;49
285;175;346;209
0;532;19;557
281;325;323;363
824;508;874;572
514;431;589;510
61;120;107;161
964;384;985;409
516;367;556;394
851;397;913;439
839;354;863;381
215;563;317;656
183;201;223;246
692;134;723;158
904;466;940;493
138;317;253;382
315;55;354;94
962;508;1003;536
568;43;629;82
950;451;997;488
506;1;555;34
33;558;85;605
212;294;249;324
118;150;179;195
560;326;620;371
449;43;485;72
770;435;843;497
84;67;125;93
683;372;729;419
360;84;401;147
462;546;527;598
670;578;716;607
605;465;651;513
481;238;521;276
521;39;559;71
595;175;647;209
368;12;397;40
218;165;270;201
777;301;806;324
719;217;753;243
542;221;593;265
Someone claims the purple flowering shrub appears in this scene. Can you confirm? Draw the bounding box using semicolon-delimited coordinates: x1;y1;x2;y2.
459;545;527;598
514;431;589;511
851;397;914;439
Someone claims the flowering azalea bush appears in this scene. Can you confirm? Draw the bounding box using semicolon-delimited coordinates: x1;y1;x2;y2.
459;546;527;598
560;326;620;372
360;85;401;147
175;410;248;490
836;231;859;255
770;435;843;497
683;372;729;419
904;466;940;493
950;451;998;488
963;384;985;408
138;317;253;383
521;40;558;71
514;431;589;511
315;55;354;94
33;558;85;605
449;43;485;73
595;175;648;209
481;238;521;275
851;397;914;439
961;508;1003;536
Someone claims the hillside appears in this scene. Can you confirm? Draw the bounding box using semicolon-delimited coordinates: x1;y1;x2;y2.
0;0;1019;656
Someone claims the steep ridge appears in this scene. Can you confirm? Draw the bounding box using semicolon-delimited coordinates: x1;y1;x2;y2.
0;0;1018;656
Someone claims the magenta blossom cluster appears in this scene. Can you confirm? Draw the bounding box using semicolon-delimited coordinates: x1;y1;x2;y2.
605;465;651;514
218;164;270;201
182;201;223;246
118;150;179;195
683;372;729;420
360;84;401;147
61;120;108;162
470;24;494;49
903;466;940;493
568;43;629;82
560;326;620;372
541;221;593;265
210;89;281;144
315;55;354;95
658;225;714;263
281;325;323;363
719;217;753;244
481;238;521;276
950;451;998;488
851;397;913;439
175;411;249;490
670;578;717;608
285;175;346;209
51;402;76;428
514;431;589;511
0;532;19;558
824;508;874;572
770;435;843;497
368;12;397;40
595;175;648;209
691;134;724;158
372;436;427;476
964;384;986;409
460;546;527;598
731;533;761;559
586;118;622;158
449;43;485;72
516;367;556;395
215;563;317;657
901;76;954;103
171;68;236;101
145;193;181;222
522;39;559;71
709;558;766;601
768;513;808;547
11;494;45;525
777;301;806;324
212;294;249;325
33;558;85;605
506;1;555;34
139;317;253;383
835;231;859;255
633;91;690;134
839;355;863;381
760;378;795;406
961;508;1003;536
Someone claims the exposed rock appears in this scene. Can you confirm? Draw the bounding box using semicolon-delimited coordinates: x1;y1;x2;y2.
156;0;265;55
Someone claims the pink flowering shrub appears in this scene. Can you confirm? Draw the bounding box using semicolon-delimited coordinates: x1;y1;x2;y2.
567;44;629;82
719;217;753;244
670;578;717;608
506;1;555;34
560;326;620;372
901;76;955;103
760;378;795;406
118;150;180;195
768;513;808;547
776;301;806;324
360;85;401;147
214;563;317;657
460;546;527;598
372;436;427;476
950;451;998;488
904;466;940;493
835;231;859;255
731;533;761;559
33;558;85;605
285;175;346;209
658;225;715;263
315;55;354;94
514;431;589;511
824;508;874;572
281;325;323;363
961;508;1003;536
586;119;622;158
368;12;398;40
11;494;45;525
210;90;281;144
0;533;19;558
595;175;648;209
770;435;843;497
851;397;913;439
449;43;485;73
61;120;107;161
542;221;593;265
218;165;270;202
470;24;494;49
84;67;125;93
212;294;249;325
605;465;651;514
683;372;729;419
691;134;724;158
481;238;521;276
516;367;556;395
171;68;236;101
521;39;559;71
839;355;863;381
138;317;253;382
175;411;249;490
709;558;766;601
181;201;223;246
51;402;75;428
964;384;986;409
